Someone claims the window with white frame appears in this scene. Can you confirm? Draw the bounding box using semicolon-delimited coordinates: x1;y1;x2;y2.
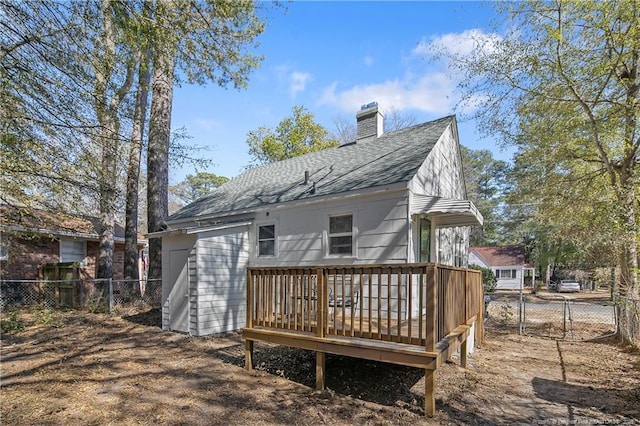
496;269;517;279
60;239;87;264
257;224;276;256
0;234;8;261
328;214;353;255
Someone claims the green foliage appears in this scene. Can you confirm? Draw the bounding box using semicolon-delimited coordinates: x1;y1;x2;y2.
247;106;339;166
469;265;497;293
0;310;24;335
170;172;229;206
431;0;639;295
32;308;62;327
460;146;511;246
0;311;22;333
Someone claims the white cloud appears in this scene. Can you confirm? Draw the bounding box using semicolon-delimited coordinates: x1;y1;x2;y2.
413;28;502;58
289;71;312;98
363;55;374;67
319;29;502;117
319;72;456;116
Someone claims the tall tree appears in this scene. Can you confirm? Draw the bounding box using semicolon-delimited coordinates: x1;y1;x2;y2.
430;0;639;297
94;0;138;280
169;172;229;208
247;105;339;166
124;1;153;282
460;146;510;246
146;0;268;280
1;1;100;212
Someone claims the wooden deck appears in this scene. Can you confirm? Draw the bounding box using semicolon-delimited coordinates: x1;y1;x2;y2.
243;263;483;416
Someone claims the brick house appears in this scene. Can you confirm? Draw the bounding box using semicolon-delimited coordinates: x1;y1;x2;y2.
0;205;146;281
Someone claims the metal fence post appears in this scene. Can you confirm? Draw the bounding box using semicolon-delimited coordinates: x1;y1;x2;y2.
108;278;113;314
562;299;567;338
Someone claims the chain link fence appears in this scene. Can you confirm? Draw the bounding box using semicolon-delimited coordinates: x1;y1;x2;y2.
485;291;616;341
0;278;161;314
616;295;640;347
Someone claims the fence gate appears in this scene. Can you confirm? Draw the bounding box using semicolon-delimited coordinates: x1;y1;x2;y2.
522;296;616;341
485;293;617;341
41;262;81;307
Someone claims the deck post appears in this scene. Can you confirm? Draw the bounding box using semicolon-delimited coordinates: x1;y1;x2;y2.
315;268;326;390
316;268;325;338
460;337;468;368
246;269;254;329
316;351;326;390
245;340;254;371
425;264;438;352
424;369;435;416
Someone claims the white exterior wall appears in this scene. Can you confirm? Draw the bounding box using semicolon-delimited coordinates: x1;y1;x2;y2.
468;251;489;269
194;226;249;336
161;234;197;333
161;227;249;336
408;124;470;267
494;266;524;290
250;190;410;266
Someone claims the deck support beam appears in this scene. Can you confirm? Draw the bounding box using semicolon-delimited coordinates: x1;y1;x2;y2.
316;351;326;390
245;340;254;371
425;369;435;416
460;338;468;368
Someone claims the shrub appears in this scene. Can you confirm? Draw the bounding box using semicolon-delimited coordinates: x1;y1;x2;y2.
469;265;497;293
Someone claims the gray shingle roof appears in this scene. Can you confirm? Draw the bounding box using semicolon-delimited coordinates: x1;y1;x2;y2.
168;115;455;222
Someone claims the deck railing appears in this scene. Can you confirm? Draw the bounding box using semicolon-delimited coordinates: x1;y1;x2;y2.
246;263;483;350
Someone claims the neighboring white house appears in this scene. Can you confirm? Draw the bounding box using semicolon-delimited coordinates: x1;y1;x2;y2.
468;245;531;290
155;103;483;336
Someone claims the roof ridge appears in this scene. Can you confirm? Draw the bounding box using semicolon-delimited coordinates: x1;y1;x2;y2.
168;114;456;222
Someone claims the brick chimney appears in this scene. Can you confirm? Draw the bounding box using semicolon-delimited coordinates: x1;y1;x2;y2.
356;102;383;141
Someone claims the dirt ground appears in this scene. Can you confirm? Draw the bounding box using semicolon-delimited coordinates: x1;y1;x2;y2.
1;307;639;425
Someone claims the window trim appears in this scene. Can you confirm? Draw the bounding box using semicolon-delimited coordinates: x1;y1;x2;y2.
496;269;517;279
326;213;356;258
256;223;277;257
0;235;8;261
59;238;87;265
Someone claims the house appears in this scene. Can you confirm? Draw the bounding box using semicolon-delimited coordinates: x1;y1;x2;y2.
468;245;533;290
157;103;483;336
0;205;147;282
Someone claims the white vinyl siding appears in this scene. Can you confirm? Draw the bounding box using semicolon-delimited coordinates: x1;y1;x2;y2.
408;125;471;267
251;191;410;267
193;227;249;336
60;239;86;264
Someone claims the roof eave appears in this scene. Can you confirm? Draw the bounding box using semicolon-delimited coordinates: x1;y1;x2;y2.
165;183;409;228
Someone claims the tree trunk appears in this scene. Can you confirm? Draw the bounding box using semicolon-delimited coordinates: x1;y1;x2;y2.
124;44;152;282
147;47;175;281
618;183;639;298
95;0;117;281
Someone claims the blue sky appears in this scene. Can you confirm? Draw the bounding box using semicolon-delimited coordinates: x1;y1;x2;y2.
170;1;509;184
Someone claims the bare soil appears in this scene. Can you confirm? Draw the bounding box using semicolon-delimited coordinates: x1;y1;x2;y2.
1;307;639;425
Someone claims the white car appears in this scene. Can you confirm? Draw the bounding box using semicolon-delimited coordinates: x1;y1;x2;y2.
557;280;580;292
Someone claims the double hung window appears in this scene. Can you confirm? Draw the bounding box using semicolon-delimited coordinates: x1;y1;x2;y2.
496;269;516;279
328;214;353;255
258;224;276;256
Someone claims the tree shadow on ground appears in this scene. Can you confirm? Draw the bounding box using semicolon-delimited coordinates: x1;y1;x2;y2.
122;308;162;328
208;342;425;413
532;376;640;420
